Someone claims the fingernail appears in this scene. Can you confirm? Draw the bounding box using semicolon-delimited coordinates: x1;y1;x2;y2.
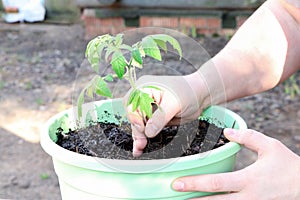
132;146;142;157
224;128;237;136
133;150;142;157
172;180;184;191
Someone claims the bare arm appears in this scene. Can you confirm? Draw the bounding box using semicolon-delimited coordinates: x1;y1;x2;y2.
187;0;300;107
125;0;300;156
171;3;300;195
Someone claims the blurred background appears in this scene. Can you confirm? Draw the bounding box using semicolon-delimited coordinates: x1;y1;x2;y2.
1;0;300;199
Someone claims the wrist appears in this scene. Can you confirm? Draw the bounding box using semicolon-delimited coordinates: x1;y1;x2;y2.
183;70;211;110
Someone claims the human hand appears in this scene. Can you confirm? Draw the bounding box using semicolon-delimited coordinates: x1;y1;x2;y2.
172;128;300;199
123;74;208;157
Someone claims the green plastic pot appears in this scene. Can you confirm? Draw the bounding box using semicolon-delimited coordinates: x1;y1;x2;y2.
41;99;247;200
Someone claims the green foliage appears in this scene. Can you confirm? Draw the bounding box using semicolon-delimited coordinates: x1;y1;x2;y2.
191;26;197;38
126;86;162;119
36;98;44;106
40;173;50;180
25;81;33;90
78;33;182;120
284;74;300;98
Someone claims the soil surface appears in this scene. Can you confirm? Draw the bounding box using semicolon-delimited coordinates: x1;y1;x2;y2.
56;119;227;159
1;22;300;200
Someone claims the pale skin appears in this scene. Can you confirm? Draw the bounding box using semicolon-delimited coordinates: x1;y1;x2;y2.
124;0;300;199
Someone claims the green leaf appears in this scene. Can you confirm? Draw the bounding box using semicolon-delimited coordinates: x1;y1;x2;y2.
105;46;116;62
131;48;143;65
77;90;85;118
85;38;103;73
104;74;114;82
128;90;140;112
130;58;142;69
85;38;96;58
96;43;106;59
94;77;113;98
139;92;155;118
114;33;124;46
111;51;127;79
151;34;182;58
137;45;146;57
141;36;162;61
120;44;133;51
86;85;94;98
90;55;100;73
153;39;167;52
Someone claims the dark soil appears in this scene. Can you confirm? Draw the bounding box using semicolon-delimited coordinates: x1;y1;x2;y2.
56;119;228;159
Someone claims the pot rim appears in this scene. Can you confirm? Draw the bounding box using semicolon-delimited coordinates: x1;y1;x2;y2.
41;99;247;173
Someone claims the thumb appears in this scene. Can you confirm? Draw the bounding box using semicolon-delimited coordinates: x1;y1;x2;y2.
145;92;180;138
145;106;177;138
224;128;272;155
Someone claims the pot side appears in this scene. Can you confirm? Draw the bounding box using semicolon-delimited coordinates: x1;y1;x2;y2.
41;99;247;199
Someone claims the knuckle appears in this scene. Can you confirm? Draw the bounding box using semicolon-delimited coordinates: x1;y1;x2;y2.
268;137;283;148
210;175;223;192
240;129;260;142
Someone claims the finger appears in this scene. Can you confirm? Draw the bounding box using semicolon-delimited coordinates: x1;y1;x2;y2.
224;128;272;157
172;171;245;193
126;111;145;133
131;125;147;157
145;90;180;138
126;111;147;157
189;192;241;200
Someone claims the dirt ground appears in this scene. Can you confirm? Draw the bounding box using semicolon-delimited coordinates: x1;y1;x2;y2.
1;22;300;200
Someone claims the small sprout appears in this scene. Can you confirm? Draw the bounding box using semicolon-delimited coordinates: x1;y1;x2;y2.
78;33;182;122
25;81;33;90
40;173;50;180
191;26;197;38
36;98;44;106
284;74;300;99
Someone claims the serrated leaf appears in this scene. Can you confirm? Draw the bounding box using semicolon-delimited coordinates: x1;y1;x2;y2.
141;36;162;61
151;34;182;58
114;33;124;46
127;89;138;105
105;46;116;62
94;77;113;98
111;51;127;79
153;39;167;52
85;38;96;58
96;43;106;59
132;48;143;65
120;44;133;51
139;92;155;118
77;90;85;118
90;55;100;73
128;90;141;112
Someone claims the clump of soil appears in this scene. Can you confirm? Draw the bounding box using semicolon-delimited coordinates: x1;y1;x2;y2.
56;119;229;160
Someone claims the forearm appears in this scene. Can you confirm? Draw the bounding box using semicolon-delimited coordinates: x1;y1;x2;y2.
187;0;300;107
